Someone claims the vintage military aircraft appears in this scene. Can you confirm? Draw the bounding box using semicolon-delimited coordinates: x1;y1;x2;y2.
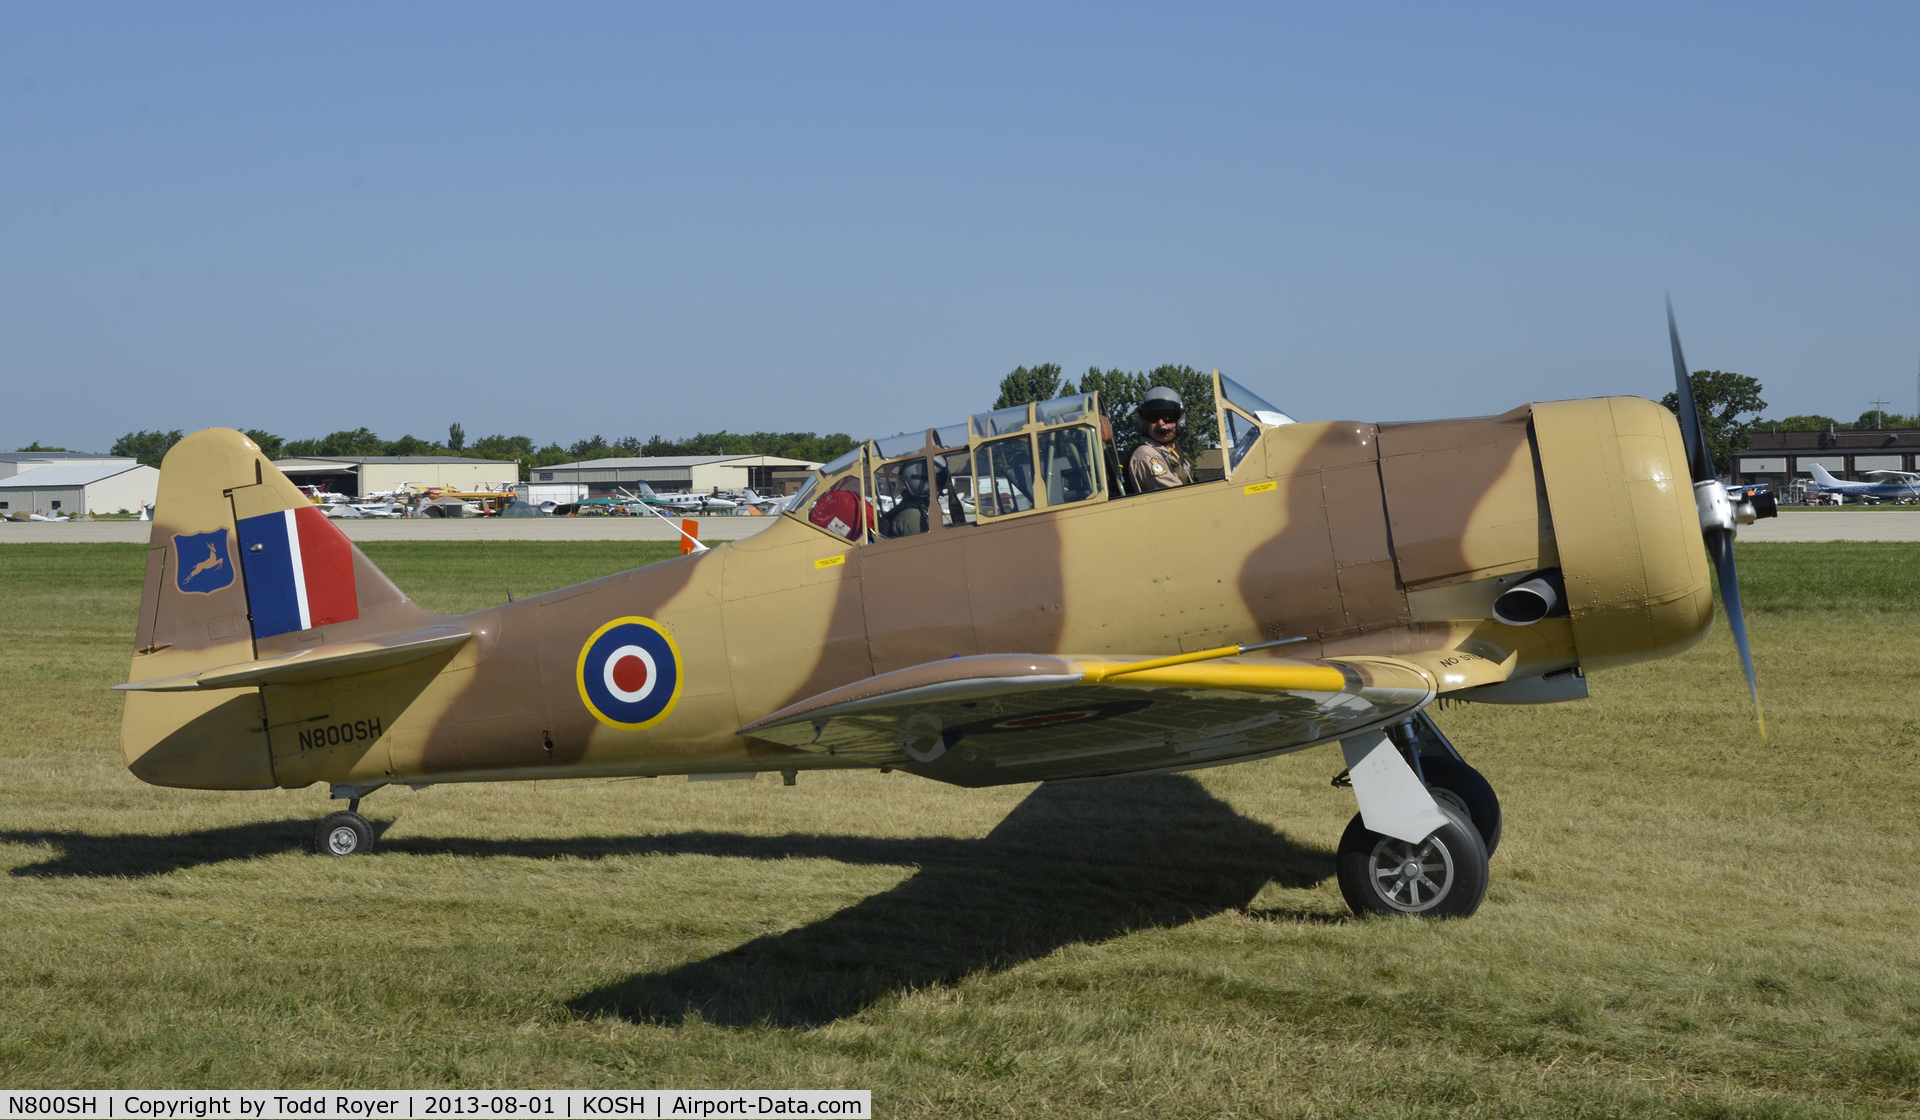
116;310;1770;919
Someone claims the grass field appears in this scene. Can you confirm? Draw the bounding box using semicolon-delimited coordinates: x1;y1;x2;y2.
3;540;1919;1116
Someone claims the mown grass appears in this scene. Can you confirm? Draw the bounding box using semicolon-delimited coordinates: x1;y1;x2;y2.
2;540;1918;1116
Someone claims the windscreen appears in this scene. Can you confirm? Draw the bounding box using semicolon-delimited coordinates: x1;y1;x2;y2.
1220;375;1296;425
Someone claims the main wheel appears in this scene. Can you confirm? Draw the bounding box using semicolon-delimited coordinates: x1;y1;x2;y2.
1336;802;1488;919
1418;755;1502;858
313;811;375;856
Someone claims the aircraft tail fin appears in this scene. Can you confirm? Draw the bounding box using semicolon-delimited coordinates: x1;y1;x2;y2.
123;428;433;788
1808;463;1843;485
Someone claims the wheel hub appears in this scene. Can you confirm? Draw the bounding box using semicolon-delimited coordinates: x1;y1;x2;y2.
327;826;359;855
1368;834;1454;912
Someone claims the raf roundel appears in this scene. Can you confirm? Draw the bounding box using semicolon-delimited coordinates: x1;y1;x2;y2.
576;617;684;730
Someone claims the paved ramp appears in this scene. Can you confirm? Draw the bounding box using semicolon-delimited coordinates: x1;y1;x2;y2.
0;515;781;544
1735;512;1920;542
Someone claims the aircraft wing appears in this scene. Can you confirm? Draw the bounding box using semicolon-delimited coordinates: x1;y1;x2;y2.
1863;469;1920;480
736;649;1495;786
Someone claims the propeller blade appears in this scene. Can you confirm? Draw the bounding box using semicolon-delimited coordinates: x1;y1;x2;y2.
1667;298;1717;484
1706;522;1767;743
1669;299;1765;742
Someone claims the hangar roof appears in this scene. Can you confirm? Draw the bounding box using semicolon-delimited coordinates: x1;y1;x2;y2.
0;462;154;488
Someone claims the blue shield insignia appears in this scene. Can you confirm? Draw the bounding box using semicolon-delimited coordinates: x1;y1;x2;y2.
174;530;235;595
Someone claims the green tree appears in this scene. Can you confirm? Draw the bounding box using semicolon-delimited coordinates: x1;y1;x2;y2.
469;433;534;461
16;441;71;452
1659;370;1766;472
1853;409;1918;430
447;422;466;451
1075;367;1150;453
111;429;185;468
530;443;572;470
993;363;1066;409
1757;414;1840;432
243;430;285;459
382;434;439;456
283;428;386;457
567;435;613;459
636;431;858;462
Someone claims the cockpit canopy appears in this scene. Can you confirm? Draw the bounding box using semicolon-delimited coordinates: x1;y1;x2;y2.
787;372;1292;543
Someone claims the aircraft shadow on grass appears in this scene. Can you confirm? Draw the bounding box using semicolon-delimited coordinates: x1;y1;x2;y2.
565;775;1338;1029
1;776;1336;1027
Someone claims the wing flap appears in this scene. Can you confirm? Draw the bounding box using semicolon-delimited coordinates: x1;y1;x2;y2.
115;627;473;692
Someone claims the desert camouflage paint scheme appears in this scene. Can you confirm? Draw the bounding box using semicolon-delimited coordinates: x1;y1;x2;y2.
119;391;1712;803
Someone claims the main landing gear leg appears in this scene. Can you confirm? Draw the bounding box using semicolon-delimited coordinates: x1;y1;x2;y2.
1388;712;1502;858
312;783;384;857
1332;715;1499;919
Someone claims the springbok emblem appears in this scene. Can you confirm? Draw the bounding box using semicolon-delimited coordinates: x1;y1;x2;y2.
186;544;223;582
172;530;235;594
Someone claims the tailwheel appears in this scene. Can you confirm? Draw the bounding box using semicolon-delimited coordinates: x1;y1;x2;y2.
313;811;375;857
1336;802;1488;919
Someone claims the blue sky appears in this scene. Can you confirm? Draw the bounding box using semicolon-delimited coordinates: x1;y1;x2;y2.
4;3;1916;452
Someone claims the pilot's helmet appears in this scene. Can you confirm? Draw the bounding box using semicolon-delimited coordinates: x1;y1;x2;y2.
1137;386;1185;426
900;457;930;500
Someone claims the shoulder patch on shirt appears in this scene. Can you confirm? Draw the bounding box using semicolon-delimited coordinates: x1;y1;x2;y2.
1149;459;1167;475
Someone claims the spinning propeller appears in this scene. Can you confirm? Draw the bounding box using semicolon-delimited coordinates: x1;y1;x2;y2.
1667;298;1772;742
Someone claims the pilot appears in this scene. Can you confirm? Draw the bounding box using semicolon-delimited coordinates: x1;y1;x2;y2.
1128;386;1194;492
879;458;934;538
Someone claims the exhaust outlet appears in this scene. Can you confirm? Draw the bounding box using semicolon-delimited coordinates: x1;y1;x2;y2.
1492;571;1565;627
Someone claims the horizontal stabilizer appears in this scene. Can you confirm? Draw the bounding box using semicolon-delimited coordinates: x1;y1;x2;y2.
116;627;472;692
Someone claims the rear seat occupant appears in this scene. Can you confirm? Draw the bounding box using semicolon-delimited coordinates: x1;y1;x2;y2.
1128;386;1193;491
879;458;935;538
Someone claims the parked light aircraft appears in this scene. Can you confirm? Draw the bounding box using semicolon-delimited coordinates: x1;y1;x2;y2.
1806;462;1920;502
117;310;1771;919
730;489;786;513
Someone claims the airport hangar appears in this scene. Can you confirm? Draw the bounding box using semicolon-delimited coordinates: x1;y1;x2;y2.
530;454;823;502
270;455;520;497
0;458;158;518
1731;428;1920;488
0;451;139;480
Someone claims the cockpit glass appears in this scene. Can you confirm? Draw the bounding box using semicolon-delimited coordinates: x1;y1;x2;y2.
974;436;1035;516
1034;394;1094;426
1225;409;1261;472
875;431;927;460
786;472;819;511
1220;375;1293;424
932;423;969;450
973;404;1032;438
820;447;863;476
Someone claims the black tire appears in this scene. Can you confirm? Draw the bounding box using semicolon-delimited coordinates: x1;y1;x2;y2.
1418;755;1502;859
313;811;374;856
1336;801;1488;919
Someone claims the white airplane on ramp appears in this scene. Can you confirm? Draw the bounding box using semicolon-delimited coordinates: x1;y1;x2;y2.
1806;462;1920;501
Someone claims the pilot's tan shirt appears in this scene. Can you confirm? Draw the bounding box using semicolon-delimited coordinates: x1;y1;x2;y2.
1129;441;1192;492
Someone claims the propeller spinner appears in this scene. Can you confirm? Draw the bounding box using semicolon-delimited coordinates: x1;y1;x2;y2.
1667;298;1772;741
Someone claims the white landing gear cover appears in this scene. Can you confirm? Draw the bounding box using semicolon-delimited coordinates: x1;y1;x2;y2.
1341;730;1450;843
